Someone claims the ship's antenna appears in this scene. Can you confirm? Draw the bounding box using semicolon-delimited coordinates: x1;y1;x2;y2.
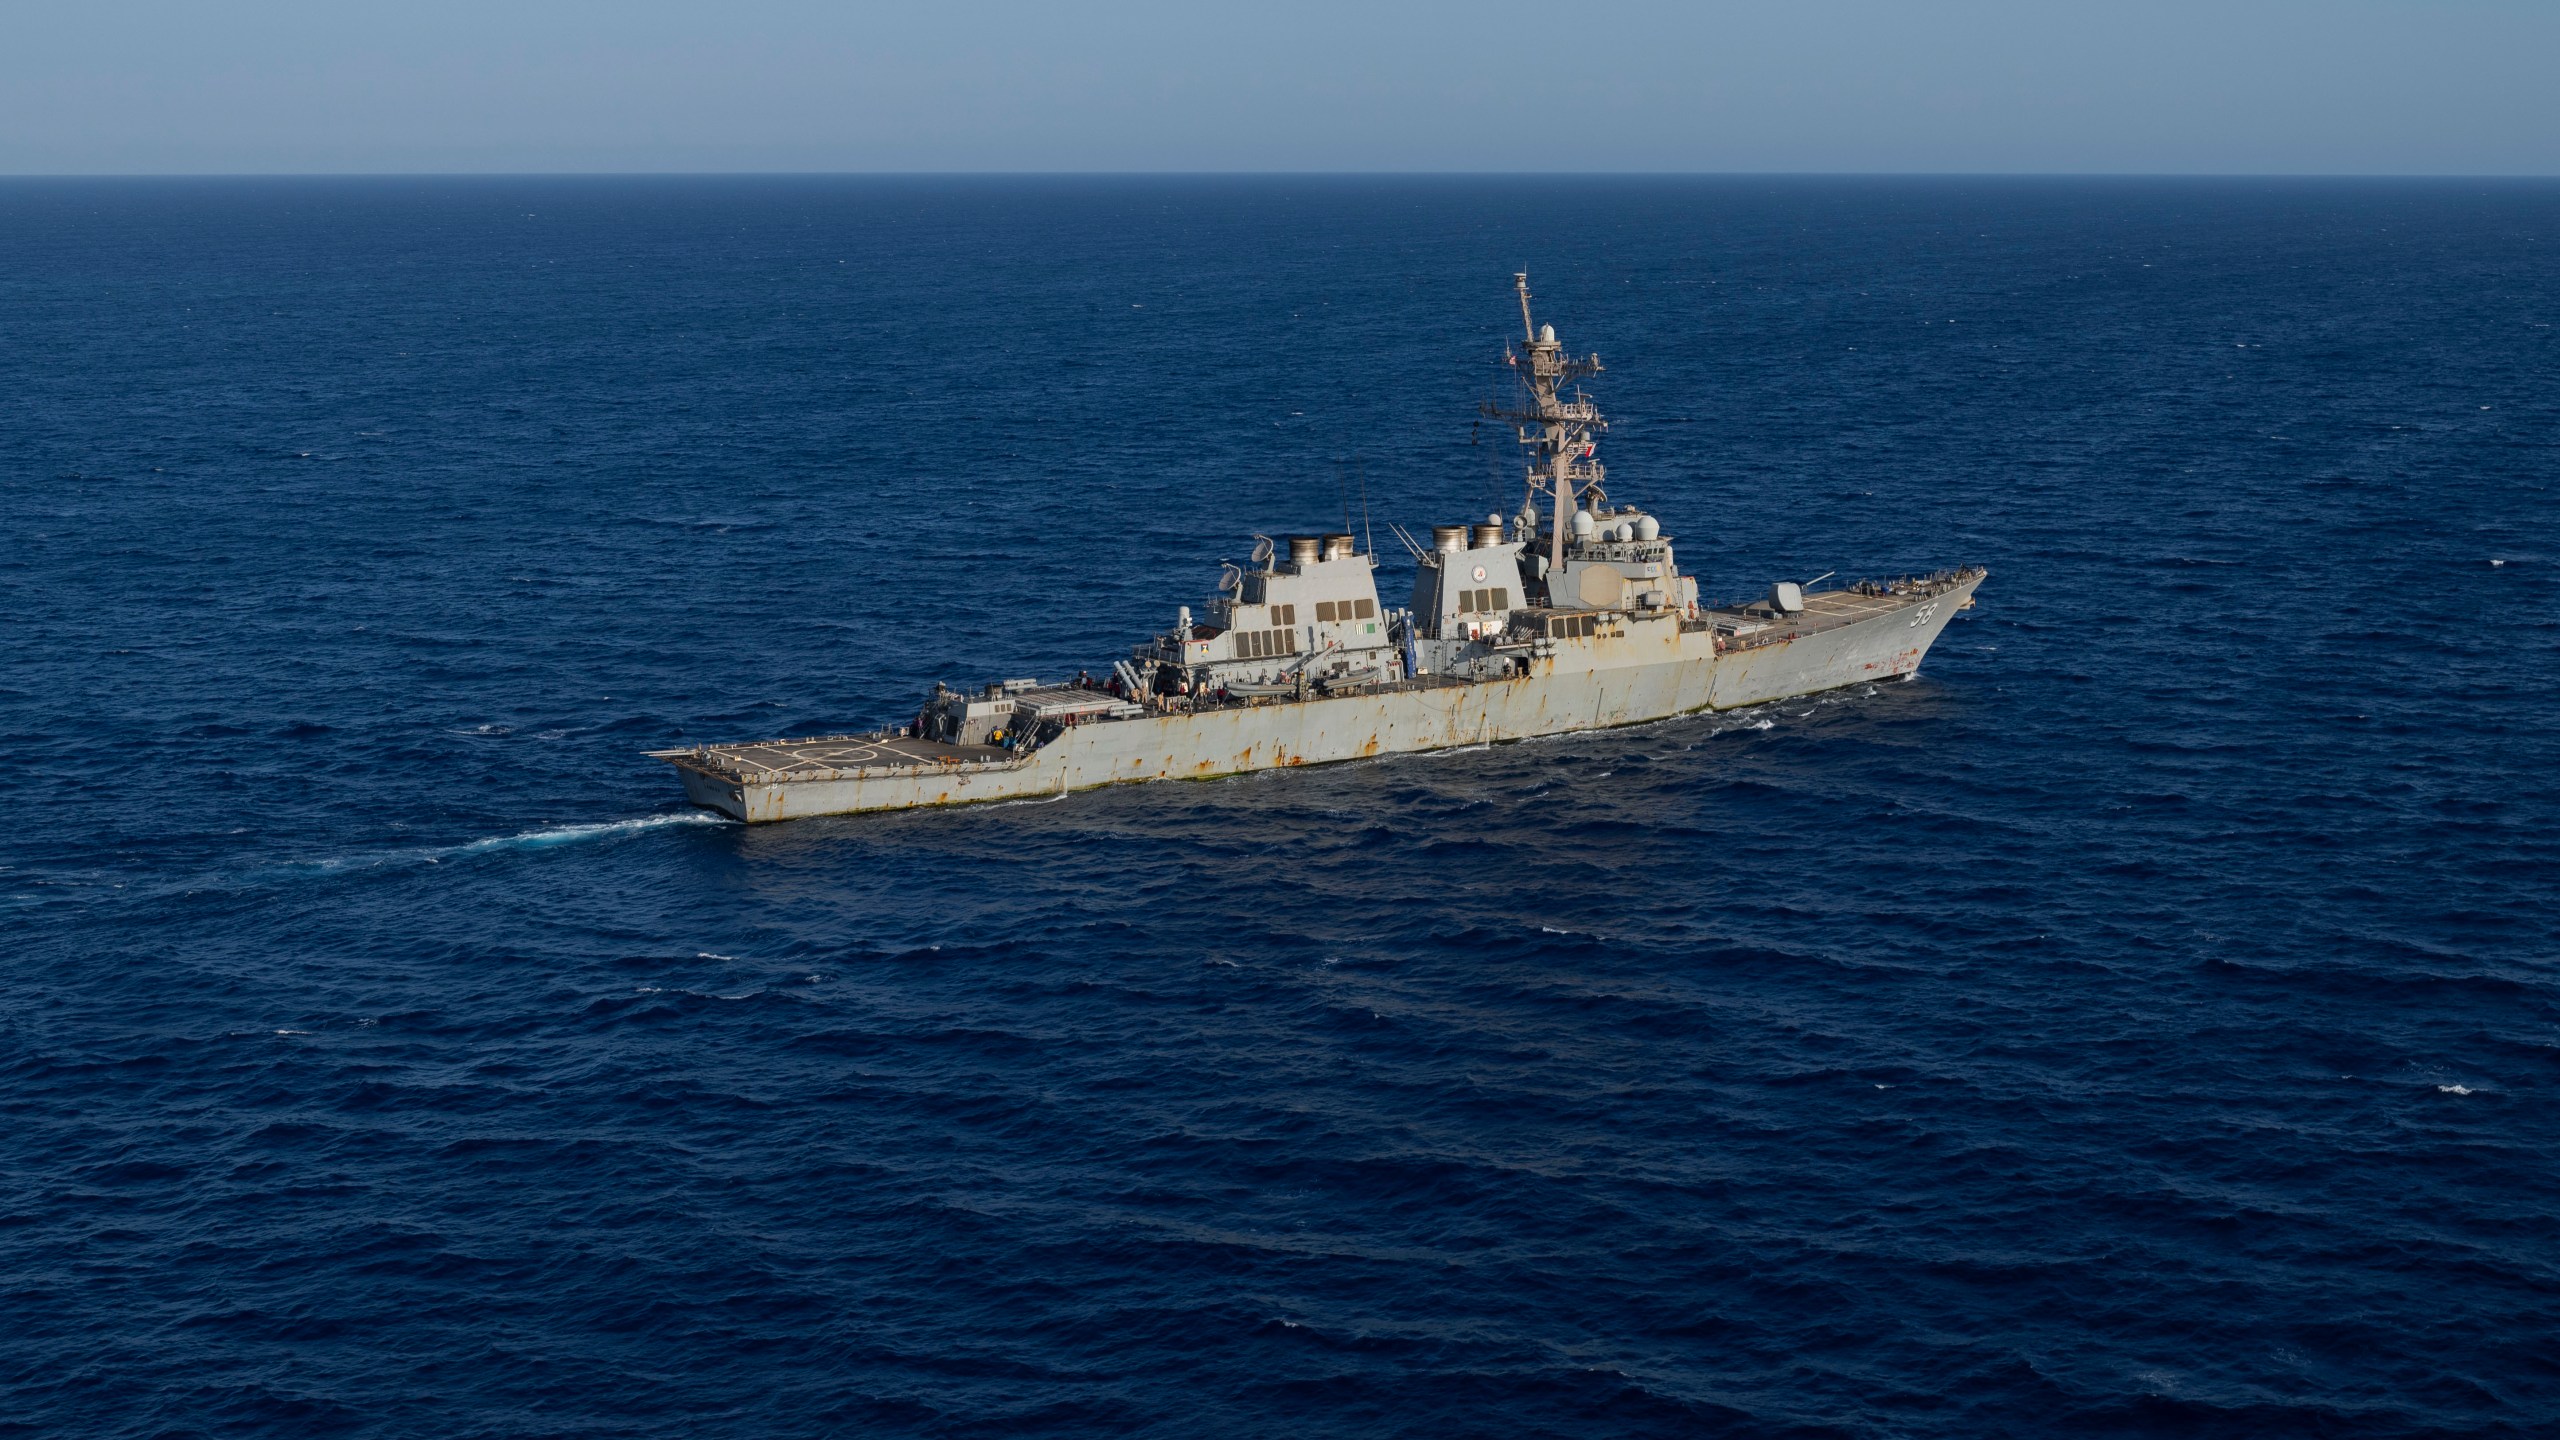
1482;270;1607;584
1357;456;1374;557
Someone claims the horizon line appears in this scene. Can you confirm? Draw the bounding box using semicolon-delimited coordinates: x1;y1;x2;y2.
3;169;2558;182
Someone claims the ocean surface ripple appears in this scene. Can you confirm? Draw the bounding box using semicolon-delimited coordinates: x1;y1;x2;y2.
4;177;2556;1438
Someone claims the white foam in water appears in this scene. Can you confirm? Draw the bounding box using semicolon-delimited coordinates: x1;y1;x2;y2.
2438;1084;2475;1095
983;785;1073;809
277;811;733;881
442;811;731;857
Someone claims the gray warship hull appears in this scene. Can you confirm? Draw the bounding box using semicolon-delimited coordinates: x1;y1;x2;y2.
664;570;1982;823
660;277;1987;823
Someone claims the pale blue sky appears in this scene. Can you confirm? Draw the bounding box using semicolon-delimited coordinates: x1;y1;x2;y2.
7;1;2555;174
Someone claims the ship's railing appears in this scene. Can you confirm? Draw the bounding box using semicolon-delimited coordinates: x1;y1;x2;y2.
1699;567;1982;653
1703;566;1978;613
1570;538;1670;563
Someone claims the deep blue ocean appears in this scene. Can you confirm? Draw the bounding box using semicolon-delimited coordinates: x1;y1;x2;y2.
4;177;2556;1438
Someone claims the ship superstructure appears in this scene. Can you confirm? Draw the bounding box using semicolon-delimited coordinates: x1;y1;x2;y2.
657;278;1985;822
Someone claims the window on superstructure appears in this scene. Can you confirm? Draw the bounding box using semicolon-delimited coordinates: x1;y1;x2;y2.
1316;601;1338;622
1493;587;1511;611
1353;598;1375;619
1241;629;1300;658
1273;604;1296;627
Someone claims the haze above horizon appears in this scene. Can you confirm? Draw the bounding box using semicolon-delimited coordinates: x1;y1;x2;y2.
9;1;2556;177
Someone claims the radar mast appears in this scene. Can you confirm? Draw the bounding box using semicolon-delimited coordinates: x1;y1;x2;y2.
1482;273;1607;581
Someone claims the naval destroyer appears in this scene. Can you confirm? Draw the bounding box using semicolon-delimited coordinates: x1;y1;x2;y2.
656;276;1985;822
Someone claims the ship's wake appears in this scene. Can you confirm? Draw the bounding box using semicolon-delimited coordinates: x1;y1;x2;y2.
438;812;733;858
272;811;735;880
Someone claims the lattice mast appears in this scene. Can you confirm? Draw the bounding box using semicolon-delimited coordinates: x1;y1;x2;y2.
1483;272;1607;580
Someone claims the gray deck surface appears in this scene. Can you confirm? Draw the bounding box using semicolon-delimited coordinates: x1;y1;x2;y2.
1704;586;1931;646
1709;588;1917;627
683;734;1007;781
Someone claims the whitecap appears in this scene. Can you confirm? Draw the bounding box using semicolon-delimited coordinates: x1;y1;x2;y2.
2438;1084;2475;1095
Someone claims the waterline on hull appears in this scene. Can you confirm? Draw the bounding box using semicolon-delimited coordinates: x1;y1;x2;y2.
677;573;1982;823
